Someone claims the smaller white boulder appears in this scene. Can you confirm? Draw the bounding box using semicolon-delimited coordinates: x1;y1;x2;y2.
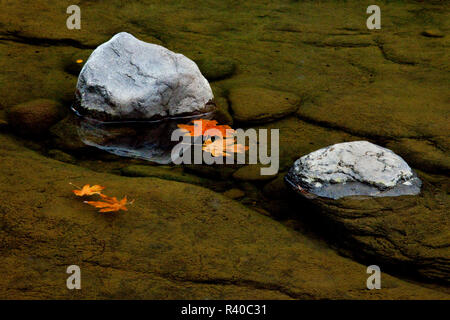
286;141;421;199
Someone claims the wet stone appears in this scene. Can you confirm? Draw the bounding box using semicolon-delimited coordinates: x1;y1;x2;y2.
7;99;64;136
75;32;215;121
47;149;76;164
229;87;300;124
195;56;236;81
223;188;245;199
285;141;421;199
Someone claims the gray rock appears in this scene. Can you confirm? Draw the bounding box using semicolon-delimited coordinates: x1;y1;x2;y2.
286;141;421;199
76;32;214;121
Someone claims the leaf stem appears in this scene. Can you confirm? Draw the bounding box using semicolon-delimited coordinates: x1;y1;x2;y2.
69;182;82;189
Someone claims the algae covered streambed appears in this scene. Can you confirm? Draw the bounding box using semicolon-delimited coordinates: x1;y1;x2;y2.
0;1;449;299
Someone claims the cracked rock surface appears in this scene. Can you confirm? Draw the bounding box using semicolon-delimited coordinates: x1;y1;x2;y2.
286;141;421;199
76;32;214;121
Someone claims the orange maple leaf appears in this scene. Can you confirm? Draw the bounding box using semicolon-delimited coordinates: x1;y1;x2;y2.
71;183;105;196
84;194;132;213
177;119;235;138
202;137;248;157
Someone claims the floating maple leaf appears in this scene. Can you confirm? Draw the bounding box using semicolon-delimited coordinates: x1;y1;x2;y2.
84;194;132;213
71;183;105;196
202;137;248;157
177;118;247;158
177;119;235;138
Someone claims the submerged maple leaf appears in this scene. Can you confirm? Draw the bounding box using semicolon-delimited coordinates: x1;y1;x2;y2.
84;194;132;213
71;183;105;196
202;137;249;157
177;119;235;138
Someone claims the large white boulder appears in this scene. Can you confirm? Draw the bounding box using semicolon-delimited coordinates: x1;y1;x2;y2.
75;32;214;121
286;141;421;199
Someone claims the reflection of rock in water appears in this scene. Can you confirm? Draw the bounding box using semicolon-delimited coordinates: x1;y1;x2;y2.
76;113;214;164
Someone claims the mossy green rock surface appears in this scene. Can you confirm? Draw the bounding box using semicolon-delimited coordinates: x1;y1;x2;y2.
7;99;63;136
288;172;450;283
120;165;228;190
223;188;245;199
233;165;278;182
49;115;88;152
0;134;447;299
229;87;300;123
195;57;236;81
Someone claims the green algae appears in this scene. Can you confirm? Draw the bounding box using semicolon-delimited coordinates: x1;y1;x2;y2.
7;99;65;136
386;138;450;175
223;188;245;199
195;56;236;81
232;164;278;182
120;164;231;191
229;87;300;124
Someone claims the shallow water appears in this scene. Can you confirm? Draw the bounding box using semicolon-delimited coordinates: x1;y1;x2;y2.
0;0;449;299
76;111;217;164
